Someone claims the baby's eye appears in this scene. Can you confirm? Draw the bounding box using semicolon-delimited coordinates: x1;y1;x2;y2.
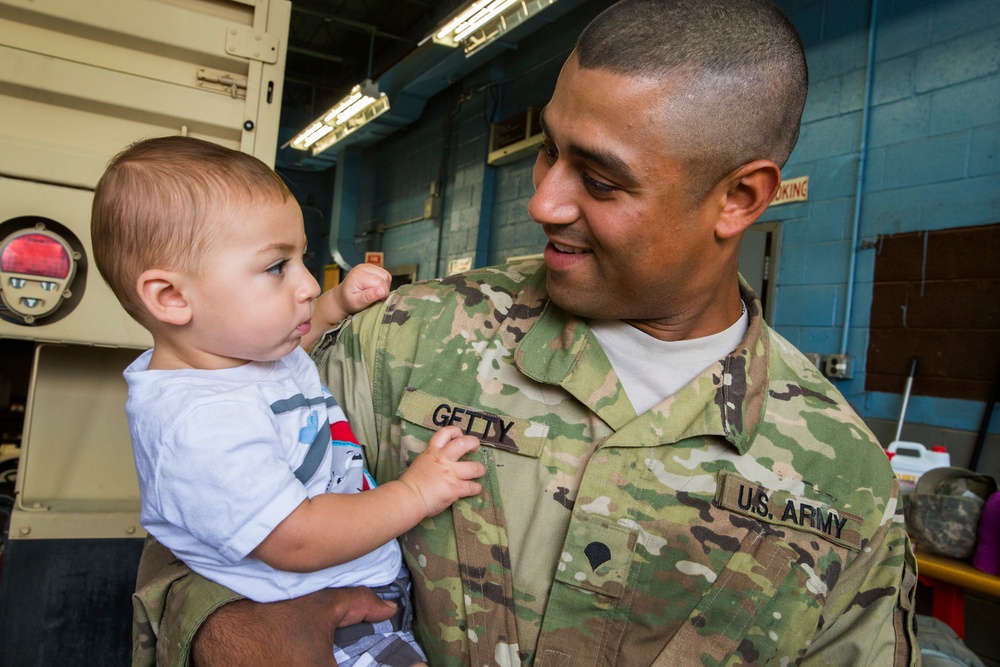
266;259;288;276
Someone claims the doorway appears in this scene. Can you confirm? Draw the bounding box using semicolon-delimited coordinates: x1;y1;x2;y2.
739;221;781;323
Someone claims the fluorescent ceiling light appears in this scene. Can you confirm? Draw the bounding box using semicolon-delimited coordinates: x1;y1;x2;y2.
289;80;390;155
433;0;560;56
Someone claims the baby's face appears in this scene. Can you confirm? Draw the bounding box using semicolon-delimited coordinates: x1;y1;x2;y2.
178;198;320;368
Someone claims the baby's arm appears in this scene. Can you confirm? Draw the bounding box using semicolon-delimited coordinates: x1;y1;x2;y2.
251;425;485;573
300;263;391;350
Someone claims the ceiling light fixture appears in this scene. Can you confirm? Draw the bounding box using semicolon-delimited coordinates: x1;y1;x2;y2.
433;0;560;56
289;80;390;155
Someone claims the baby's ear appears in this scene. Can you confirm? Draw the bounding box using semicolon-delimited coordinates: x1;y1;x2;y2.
137;269;192;326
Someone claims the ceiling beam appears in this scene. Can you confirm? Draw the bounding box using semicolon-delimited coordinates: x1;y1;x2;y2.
288;45;346;64
291;6;416;44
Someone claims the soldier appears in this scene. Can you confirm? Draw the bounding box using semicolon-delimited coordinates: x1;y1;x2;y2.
134;0;919;665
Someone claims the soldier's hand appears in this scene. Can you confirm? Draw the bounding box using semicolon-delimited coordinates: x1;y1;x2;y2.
191;586;396;667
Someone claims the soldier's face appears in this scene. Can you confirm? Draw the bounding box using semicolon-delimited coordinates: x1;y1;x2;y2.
529;55;731;339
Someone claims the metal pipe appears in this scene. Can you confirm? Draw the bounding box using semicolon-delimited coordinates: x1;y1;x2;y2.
290;7;415;44
895;357;917;442
375;214;428;233
970;363;1000;471
840;0;879;356
368;29;375;80
287;45;346;64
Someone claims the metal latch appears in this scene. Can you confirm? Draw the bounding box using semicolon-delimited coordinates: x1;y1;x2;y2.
197;68;248;99
225;24;280;64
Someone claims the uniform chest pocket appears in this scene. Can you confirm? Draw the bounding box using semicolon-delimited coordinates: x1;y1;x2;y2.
553;513;638;599
653;473;862;665
396;387;549;458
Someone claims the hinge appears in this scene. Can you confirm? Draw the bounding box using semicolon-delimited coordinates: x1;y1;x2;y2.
197;67;248;99
224;24;280;63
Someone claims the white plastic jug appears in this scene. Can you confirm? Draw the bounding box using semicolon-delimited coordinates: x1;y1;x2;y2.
887;441;951;493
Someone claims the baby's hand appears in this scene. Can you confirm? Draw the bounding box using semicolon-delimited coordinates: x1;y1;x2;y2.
306;264;392;348
399;426;486;518
337;263;392;316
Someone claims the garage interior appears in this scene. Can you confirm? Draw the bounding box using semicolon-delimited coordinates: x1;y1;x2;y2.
1;0;998;664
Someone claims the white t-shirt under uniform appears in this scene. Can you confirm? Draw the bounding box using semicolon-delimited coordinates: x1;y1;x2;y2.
124;346;401;603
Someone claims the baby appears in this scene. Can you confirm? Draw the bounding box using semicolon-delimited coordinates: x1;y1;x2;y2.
91;135;485;666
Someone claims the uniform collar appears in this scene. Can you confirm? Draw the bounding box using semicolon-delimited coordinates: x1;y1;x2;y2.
514;269;769;454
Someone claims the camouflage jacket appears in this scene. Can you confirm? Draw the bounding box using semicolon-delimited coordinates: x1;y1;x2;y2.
315;261;918;666
132;261;919;667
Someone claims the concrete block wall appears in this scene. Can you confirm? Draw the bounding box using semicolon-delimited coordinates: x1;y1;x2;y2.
759;0;1000;448
351;95;450;280
347;1;597;277
347;0;999;454
489;156;545;263
483;7;592;264
440;90;492;276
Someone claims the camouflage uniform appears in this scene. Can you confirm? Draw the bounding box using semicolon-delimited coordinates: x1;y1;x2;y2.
132;260;919;667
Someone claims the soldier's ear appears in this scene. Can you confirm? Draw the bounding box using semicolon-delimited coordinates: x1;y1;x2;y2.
714;160;781;240
137;269;192;326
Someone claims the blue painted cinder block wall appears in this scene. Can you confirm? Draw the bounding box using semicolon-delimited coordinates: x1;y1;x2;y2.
760;0;1000;434
352;3;593;278
337;0;999;439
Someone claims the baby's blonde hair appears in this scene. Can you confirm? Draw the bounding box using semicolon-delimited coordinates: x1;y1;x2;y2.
91;136;293;322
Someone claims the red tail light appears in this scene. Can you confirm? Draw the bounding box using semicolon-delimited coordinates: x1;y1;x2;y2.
1;233;71;279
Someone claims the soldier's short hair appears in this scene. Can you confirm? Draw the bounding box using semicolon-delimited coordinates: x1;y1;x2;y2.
91;136;293;323
575;0;808;199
